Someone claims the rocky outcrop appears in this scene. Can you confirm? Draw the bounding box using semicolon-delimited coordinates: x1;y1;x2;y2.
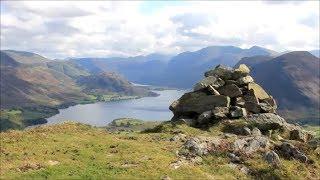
170;64;277;126
169;64;316;173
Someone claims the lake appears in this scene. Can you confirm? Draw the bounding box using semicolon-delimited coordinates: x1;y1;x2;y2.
47;90;187;126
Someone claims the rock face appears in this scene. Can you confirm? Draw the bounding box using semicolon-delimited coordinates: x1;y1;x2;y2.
170;64;277;126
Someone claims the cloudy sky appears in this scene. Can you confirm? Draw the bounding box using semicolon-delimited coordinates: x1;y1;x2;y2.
1;1;319;58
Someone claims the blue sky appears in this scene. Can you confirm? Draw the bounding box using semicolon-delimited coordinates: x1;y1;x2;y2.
139;1;185;15
1;1;319;58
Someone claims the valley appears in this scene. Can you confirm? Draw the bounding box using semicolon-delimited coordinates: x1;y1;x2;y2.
0;46;319;131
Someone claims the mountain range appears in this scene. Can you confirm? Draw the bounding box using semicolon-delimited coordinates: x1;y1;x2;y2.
0;50;156;130
1;46;319;130
72;46;278;88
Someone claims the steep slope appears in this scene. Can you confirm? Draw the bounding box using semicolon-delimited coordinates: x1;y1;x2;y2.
0;50;88;108
2;50;50;64
235;55;273;68
236;51;320;122
0;50;157;130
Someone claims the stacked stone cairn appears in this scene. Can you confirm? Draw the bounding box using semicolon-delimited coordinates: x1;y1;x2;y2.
168;64;317;171
170;64;277;126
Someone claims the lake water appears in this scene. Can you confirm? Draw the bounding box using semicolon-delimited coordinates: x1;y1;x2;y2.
47;90;187;126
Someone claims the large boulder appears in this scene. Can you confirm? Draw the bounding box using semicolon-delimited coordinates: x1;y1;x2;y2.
194;76;225;91
237;76;254;85
230;106;247;118
265;151;281;167
218;84;242;98
205;64;234;80
233;64;250;79
248;83;270;100
243;90;260;113
207;85;220;95
212;107;229;119
276;142;310;163
289;129;314;142
170;91;230;116
245;113;289;132
233;136;269;154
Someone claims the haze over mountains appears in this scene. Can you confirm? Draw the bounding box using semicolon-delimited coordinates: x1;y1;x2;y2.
0;45;319;129
72;46;278;88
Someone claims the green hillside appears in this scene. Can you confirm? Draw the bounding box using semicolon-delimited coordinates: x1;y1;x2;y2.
0;50;157;131
1;122;319;179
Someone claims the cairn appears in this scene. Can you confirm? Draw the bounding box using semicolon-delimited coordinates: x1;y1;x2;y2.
170;64;277;126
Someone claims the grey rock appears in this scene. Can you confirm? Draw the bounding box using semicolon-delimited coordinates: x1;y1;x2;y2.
251;127;262;137
240;166;250;175
233;136;269;154
235;97;245;107
224;133;238;139
227;163;250;175
170;133;187;142
205;64;234;80
278;142;309;163
260;102;275;113
265;151;281;167
189;156;203;164
245;113;288;132
228;153;241;163
237;75;254;85
230;106;247;118
233;138;248;151
183;137;208;156
243;90;259;104
248;82;270;100
170;91;230;115
289;129;314;142
197;111;212;124
194;76;225;91
260;97;277;111
244;102;261;113
218;84;242;98
212;107;229;119
169;100;179;111
244;137;269;154
243;127;251;135
308;138;320;149
207;85;220;95
233;64;250;79
243;90;261;113
225;80;238;85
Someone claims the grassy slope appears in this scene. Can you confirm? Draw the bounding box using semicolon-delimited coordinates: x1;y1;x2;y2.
1;122;319;179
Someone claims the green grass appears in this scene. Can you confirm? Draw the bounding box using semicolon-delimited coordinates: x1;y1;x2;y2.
107;118;161;132
0;110;24;131
0;123;236;179
1;122;319;179
0;108;57;132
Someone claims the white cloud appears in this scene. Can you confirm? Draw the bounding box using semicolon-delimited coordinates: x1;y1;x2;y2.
0;0;319;59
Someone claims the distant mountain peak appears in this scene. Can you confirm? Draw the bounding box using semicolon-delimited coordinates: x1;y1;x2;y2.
1;50;50;64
